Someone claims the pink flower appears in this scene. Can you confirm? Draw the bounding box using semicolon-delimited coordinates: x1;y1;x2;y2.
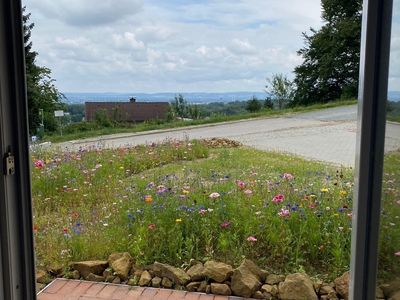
247;236;257;242
395;252;400;256
272;194;284;203
282;173;294;180
220;221;231;229
278;208;290;217
236;180;246;189
244;189;253;196
34;160;44;169
148;223;156;230
209;192;220;199
199;209;207;216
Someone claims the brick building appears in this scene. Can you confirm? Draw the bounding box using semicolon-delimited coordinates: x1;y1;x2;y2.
85;100;170;122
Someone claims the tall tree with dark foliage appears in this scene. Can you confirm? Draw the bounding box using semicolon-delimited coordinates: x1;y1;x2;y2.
293;0;362;105
23;7;64;134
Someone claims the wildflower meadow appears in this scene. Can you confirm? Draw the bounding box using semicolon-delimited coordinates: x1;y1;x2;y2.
31;139;400;281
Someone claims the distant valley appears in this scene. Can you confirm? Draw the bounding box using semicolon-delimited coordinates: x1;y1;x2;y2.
64;92;278;104
63;91;400;104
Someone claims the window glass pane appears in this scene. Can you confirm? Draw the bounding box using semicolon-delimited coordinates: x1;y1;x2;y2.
378;0;400;297
25;1;362;298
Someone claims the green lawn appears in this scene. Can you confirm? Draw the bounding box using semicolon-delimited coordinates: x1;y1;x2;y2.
31;139;399;281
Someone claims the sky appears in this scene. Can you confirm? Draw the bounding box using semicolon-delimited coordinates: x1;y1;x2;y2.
23;0;400;93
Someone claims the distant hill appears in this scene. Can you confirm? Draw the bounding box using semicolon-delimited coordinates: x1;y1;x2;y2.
62;92;267;104
63;91;400;104
389;91;400;102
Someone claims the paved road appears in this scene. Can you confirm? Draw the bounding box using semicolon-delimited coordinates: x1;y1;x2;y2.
58;105;400;166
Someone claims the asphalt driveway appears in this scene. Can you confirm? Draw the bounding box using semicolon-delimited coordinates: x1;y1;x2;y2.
58;105;400;166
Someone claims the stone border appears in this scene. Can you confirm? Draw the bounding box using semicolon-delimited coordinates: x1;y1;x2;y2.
36;253;391;299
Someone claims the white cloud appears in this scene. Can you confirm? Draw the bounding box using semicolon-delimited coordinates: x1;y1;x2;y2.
230;39;257;55
28;0;143;26
112;32;145;50
135;26;174;44
21;0;400;92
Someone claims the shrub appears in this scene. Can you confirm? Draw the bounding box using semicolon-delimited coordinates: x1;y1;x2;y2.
246;96;262;113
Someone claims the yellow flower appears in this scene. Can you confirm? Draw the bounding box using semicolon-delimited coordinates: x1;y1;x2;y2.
320;188;329;193
144;195;153;203
339;190;348;197
182;189;190;195
175;218;182;223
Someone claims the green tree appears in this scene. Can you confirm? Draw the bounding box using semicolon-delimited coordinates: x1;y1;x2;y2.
293;0;362;105
265;74;294;109
23;7;64;134
188;104;201;119
264;97;274;110
246;96;262;113
171;94;188;118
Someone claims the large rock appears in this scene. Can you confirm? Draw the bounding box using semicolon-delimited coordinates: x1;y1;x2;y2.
261;284;278;296
162;277;174;288
211;283;231;296
204;261;233;283
334;271;349;300
266;274;285;285
231;266;261;297
381;279;400;298
186;263;205;281
239;259;268;282
151;277;162;288
320;284;337;294
139;270;152;286
278;273;318;300
70;261;108;279
152;262;190;285
108;252;126;265
109;252;133;280
320;285;338;299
